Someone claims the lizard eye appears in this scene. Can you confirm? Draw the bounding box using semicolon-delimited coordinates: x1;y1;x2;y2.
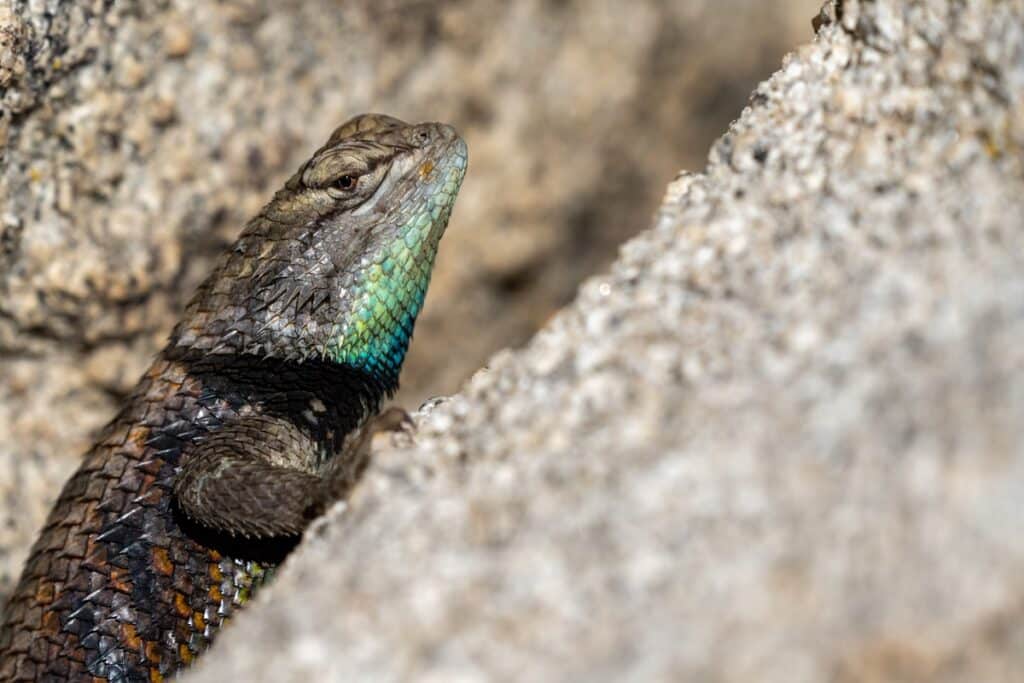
332;175;357;191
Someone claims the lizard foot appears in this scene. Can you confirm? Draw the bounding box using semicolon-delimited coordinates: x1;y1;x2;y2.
317;406;415;506
367;406;416;438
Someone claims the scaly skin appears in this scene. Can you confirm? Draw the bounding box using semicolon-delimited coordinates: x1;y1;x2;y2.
0;114;467;681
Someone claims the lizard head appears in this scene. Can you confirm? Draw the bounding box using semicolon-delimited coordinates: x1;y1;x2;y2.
172;114;468;390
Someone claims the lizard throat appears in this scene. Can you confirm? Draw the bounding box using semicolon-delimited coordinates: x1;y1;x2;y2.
326;159;465;385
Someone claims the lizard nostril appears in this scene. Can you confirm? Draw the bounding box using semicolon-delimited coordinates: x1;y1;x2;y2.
414;129;431;145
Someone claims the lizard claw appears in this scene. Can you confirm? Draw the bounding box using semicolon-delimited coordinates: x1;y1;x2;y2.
369;406;416;436
319;406;416;502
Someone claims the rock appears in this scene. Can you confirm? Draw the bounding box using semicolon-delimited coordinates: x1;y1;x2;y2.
184;0;1024;680
0;0;817;598
163;21;192;59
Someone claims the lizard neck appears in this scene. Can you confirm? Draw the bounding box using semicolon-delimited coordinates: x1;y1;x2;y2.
327;171;459;388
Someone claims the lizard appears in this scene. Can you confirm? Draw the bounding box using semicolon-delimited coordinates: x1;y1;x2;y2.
0;113;468;681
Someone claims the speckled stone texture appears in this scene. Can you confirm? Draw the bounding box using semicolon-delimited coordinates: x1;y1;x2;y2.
184;0;1024;680
0;0;817;598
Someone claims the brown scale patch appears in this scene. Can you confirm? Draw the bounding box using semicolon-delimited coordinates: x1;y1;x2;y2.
41;609;61;635
144;362;167;382
110;568;132;594
137;457;164;476
419;159;435;178
66;640;86;662
83;533;113;568
120;622;142;651
178;372;201;394
192;611;206;631
127;426;152;448
134;476;160;501
33;578;56;605
178;643;194;665
152;547;174;576
148;669;164;683
143;640;162;665
173;592;191;618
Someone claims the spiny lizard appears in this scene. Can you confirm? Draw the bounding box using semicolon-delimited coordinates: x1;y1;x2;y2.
0;114;467;681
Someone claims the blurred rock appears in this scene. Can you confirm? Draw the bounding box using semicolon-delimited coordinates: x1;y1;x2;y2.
184;0;1024;680
0;0;817;596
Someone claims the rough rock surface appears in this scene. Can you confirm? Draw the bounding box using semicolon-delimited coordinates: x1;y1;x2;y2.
0;0;817;596
186;0;1024;680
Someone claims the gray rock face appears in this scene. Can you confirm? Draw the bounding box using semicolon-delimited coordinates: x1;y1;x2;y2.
0;0;817;596
185;0;1024;681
